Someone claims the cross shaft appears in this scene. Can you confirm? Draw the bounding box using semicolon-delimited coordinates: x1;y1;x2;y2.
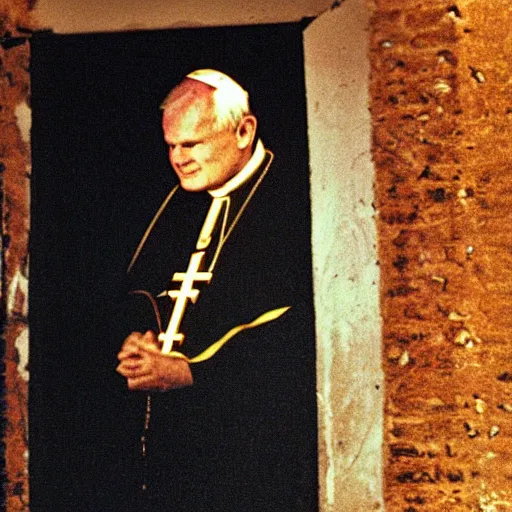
158;251;212;353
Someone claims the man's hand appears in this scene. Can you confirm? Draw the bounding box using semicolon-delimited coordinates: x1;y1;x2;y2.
116;331;193;391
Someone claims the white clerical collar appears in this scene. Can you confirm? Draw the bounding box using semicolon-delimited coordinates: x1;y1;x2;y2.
208;139;265;198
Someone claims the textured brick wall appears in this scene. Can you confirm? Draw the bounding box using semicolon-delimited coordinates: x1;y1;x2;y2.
1;0;33;509
370;0;512;510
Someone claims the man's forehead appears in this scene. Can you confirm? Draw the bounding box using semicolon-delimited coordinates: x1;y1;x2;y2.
162;97;216;137
163;78;213;110
164;91;207;114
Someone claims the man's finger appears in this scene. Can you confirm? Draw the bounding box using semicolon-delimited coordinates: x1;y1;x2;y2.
135;338;164;355
117;357;145;373
117;347;143;361
142;330;158;343
118;358;143;371
116;361;151;378
118;332;145;359
124;331;145;345
136;331;161;352
127;375;155;391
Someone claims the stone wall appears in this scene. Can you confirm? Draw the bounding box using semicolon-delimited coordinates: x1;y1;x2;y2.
0;0;33;509
370;0;512;510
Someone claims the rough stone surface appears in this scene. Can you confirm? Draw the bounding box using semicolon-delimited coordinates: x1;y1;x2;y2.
369;0;512;510
0;1;34;509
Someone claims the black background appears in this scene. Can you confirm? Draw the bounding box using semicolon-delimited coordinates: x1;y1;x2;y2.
30;23;313;510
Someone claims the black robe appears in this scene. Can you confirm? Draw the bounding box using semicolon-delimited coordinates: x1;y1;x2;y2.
112;150;318;511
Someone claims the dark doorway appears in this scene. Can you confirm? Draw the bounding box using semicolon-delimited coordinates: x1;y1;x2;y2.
30;23;316;511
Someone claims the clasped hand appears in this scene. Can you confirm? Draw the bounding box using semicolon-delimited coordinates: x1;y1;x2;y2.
116;331;193;391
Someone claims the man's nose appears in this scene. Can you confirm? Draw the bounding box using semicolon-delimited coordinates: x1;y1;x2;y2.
170;145;188;165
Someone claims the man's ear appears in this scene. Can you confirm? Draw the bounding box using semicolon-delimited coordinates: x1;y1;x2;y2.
236;115;257;150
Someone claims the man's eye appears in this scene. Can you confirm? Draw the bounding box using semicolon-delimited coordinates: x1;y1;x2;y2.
182;141;199;149
169;141;201;150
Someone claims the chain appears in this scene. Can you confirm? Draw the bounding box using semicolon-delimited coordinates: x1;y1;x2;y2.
141;394;152;492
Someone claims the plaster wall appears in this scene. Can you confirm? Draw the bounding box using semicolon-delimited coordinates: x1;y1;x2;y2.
304;3;383;510
32;0;331;33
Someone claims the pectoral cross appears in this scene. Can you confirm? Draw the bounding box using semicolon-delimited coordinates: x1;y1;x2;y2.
157;251;212;353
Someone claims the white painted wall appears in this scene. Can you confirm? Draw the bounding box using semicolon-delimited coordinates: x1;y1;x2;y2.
33;0;332;33
304;1;384;510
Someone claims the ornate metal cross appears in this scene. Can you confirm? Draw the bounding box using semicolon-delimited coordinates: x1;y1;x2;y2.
158;251;212;353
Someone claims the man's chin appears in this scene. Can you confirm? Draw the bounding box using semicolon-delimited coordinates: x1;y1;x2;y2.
179;177;208;193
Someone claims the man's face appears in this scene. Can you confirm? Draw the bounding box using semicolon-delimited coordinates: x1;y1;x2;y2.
162;97;246;192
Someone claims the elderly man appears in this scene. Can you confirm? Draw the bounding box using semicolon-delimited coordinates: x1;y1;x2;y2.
115;69;317;511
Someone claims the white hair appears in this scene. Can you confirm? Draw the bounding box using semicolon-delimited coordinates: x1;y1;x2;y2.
162;69;252;131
